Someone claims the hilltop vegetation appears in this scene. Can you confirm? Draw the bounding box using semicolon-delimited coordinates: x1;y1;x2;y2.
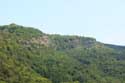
0;24;125;83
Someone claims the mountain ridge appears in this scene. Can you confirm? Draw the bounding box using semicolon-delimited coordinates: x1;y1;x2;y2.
0;24;125;83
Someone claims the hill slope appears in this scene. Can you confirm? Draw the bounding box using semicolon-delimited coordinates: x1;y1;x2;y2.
0;24;125;83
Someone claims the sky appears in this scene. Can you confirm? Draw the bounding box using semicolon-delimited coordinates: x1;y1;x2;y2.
0;0;125;45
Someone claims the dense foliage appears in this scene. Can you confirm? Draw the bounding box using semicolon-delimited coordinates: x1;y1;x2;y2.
0;24;125;83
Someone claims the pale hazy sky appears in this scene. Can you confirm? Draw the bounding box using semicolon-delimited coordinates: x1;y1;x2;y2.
0;0;125;45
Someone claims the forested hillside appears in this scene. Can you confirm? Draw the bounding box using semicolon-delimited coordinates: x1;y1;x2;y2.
0;24;125;83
